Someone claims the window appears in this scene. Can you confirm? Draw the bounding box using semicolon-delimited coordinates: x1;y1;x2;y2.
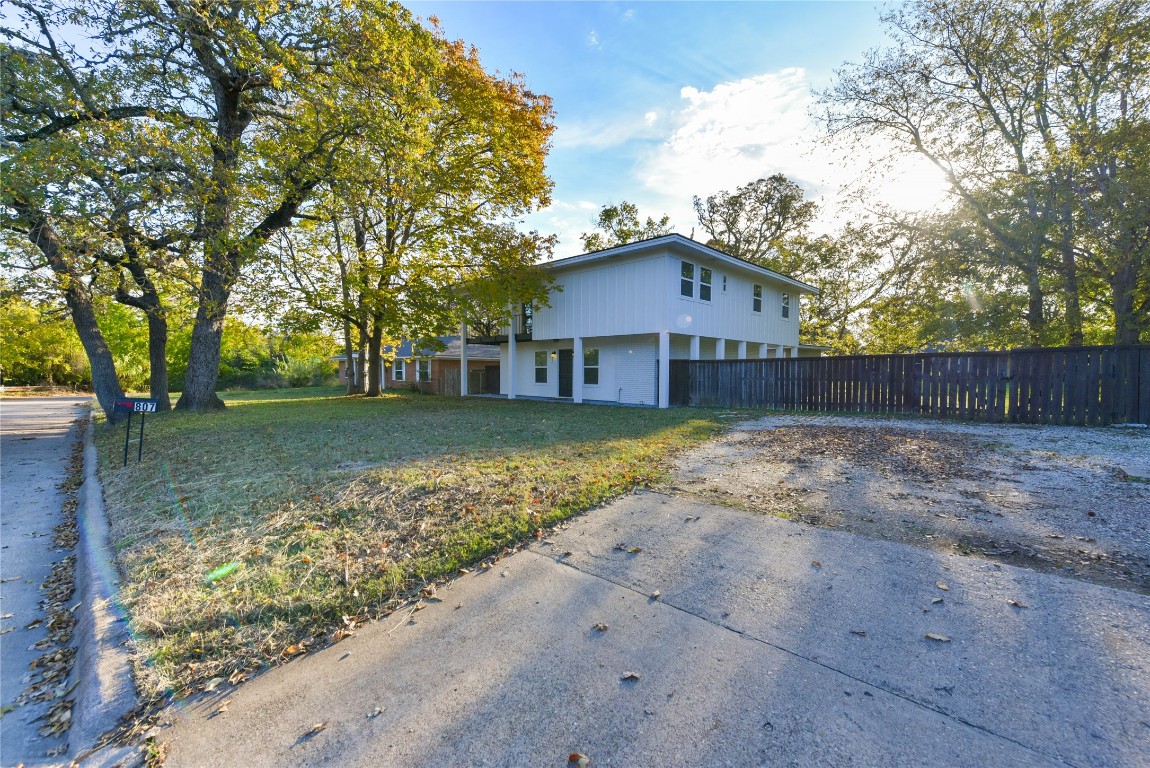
753;284;763;313
393;359;405;381
680;261;694;297
700;267;712;301
534;350;548;383
583;348;599;386
722;274;728;293
417;359;431;382
781;293;790;319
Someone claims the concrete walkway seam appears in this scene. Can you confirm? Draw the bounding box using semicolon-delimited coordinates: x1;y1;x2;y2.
69;418;140;766
540;537;1068;767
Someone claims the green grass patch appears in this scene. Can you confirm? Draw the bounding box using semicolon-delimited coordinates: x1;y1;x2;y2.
95;390;720;698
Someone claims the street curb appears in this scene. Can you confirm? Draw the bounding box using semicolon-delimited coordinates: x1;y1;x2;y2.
69;418;139;765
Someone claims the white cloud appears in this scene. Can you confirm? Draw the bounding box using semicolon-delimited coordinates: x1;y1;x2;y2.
621;9;635;22
534;69;952;255
554;112;662;150
586;29;600;49
639;69;951;231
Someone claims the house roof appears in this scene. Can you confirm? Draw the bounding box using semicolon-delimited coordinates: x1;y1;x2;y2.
333;336;500;361
391;333;499;361
543;233;818;295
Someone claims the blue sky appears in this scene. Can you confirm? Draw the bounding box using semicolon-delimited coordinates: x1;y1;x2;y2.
407;1;949;257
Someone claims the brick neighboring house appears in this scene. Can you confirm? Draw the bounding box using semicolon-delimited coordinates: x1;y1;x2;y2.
336;336;500;396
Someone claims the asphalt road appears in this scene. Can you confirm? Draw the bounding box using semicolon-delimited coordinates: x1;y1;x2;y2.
158;491;1150;768
1;397;90;767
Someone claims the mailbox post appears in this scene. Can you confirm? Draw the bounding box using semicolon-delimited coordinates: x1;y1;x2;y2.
114;398;158;466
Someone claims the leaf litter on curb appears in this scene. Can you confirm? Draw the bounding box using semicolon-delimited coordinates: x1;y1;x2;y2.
16;426;85;739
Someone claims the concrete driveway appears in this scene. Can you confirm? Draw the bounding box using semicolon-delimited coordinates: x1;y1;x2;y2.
1;396;89;766
158;491;1150;767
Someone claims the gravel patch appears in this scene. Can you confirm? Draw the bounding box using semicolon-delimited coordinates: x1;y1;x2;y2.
671;413;1150;594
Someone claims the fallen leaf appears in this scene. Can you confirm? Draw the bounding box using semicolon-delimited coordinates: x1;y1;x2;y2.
650;590;661;600
0;613;13;620
0;577;20;583
420;585;436;598
925;633;951;642
568;753;591;768
811;560;822;569
214;699;231;716
1007;599;1029;609
0;628;12;635
367;706;385;719
227;670;246;685
850;630;867;637
628;547;642;554
936;582;949;591
302;721;329;738
621;671;641;681
931;597;943;605
203;677;226;692
592;623;609;632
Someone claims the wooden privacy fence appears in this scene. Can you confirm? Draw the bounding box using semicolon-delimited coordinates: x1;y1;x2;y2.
669;345;1150;426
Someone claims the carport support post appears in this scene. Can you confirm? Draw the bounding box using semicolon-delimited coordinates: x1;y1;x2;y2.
716;337;726;360
572;336;583;404
459;320;468;397
507;305;517;400
689;335;700;360
658;331;670;409
737;340;747;360
760;344;770;359
775;345;786;359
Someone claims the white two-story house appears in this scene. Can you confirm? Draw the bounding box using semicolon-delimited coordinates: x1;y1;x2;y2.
464;234;817;408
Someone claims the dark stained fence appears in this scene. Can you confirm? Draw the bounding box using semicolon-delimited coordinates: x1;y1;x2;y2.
669;345;1149;426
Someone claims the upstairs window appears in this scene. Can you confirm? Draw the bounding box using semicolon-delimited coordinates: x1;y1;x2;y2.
781;293;791;319
700;267;713;301
753;284;763;313
584;348;600;386
417;359;431;382
534;350;548;383
680;261;694;297
393;359;406;381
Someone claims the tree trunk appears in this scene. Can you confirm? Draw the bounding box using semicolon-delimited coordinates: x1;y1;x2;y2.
1111;259;1143;345
1058;200;1083;347
342;319;358;395
176;265;230;411
147;311;171;409
22;207;125;421
365;320;383;397
356;333;367;395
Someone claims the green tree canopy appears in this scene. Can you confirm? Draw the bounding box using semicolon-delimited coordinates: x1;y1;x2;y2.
579;201;673;252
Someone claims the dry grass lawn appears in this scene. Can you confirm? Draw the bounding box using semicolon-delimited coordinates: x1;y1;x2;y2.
94;389;720;700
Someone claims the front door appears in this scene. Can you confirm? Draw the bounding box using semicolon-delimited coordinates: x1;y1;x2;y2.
558;349;573;398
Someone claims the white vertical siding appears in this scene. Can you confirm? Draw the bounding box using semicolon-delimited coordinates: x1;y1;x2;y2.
663;252;800;348
669;334;691;360
498;335;659;406
533;254;666;340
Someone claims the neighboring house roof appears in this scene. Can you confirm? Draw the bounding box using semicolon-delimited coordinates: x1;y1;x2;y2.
334;336;500;362
543;233;819;295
